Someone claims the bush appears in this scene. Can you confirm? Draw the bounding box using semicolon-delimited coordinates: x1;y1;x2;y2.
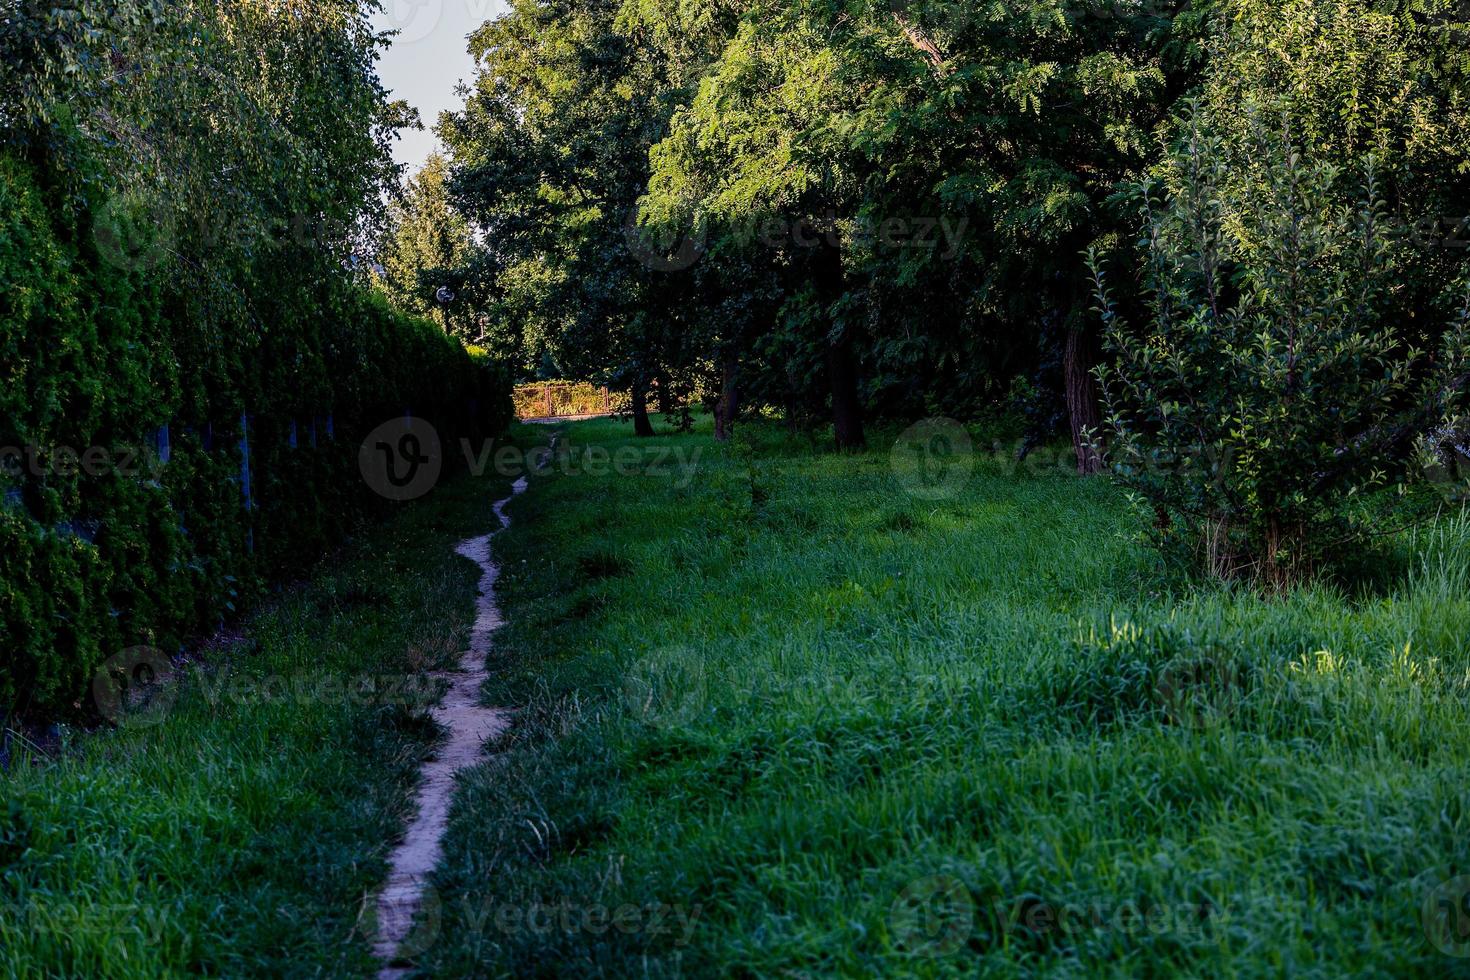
1090;104;1470;588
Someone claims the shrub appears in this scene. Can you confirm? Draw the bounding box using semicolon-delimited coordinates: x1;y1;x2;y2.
1090;104;1470;587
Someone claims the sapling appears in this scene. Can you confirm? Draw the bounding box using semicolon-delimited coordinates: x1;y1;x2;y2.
1090;102;1470;588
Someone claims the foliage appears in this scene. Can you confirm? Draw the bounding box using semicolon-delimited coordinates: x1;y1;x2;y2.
1203;0;1470;344
1084;0;1470;584
439;0;688;406
1206;0;1470;183
636;0;1200;448
434;0;1470;568
1091;104;1470;586
373;154;477;338
0;2;512;717
442;0;1203;448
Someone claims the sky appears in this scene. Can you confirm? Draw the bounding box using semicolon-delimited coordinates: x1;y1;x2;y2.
370;0;510;175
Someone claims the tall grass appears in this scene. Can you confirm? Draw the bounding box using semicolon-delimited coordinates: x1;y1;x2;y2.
414;416;1470;977
0;468;516;977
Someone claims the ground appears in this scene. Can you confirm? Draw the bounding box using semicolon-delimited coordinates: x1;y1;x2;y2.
5;415;1470;977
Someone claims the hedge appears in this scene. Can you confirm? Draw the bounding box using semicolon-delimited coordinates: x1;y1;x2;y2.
0;151;513;719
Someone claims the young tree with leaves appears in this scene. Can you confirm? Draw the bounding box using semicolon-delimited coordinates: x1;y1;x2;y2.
1092;104;1470;586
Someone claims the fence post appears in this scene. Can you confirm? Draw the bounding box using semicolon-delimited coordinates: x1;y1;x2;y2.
239;413;254;554
545;383;553;418
239;414;252;512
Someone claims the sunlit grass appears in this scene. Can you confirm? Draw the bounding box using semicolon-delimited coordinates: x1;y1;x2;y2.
420;415;1470;977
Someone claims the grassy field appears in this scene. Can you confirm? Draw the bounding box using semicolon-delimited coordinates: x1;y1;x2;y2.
0;465;516;977
412;415;1470;978
6;414;1469;978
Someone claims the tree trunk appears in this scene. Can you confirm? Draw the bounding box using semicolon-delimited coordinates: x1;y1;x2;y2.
827;335;866;451
814;239;866;451
714;353;739;442
1063;327;1103;474
631;378;655;437
891;12;946;71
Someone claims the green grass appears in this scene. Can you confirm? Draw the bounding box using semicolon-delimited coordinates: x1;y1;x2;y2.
7;415;1470;977
0;465;517;977
411;415;1470;977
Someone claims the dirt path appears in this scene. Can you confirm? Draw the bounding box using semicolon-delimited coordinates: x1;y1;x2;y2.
372;476;529;977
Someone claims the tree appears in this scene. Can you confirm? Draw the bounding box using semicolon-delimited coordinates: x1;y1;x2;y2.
441;0;694;431
1201;0;1470;331
375;154;475;337
1092;104;1470;587
638;5;877;448
634;0;1201;457
1086;0;1470;584
852;0;1204;470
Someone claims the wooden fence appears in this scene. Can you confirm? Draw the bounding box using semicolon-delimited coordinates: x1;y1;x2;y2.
513;381;626;420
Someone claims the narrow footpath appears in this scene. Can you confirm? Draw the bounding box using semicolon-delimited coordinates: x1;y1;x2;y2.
372;475;530;977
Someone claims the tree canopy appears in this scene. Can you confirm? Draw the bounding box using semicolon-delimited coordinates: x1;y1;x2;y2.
380;0;1470;579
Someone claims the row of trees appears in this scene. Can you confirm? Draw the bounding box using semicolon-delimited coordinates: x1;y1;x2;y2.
379;0;1208;452
377;0;1470;581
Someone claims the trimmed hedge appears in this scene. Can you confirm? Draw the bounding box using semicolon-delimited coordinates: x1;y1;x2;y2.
0;152;513;718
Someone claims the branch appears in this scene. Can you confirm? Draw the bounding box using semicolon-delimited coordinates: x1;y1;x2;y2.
891;12;946;73
1307;367;1470;498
